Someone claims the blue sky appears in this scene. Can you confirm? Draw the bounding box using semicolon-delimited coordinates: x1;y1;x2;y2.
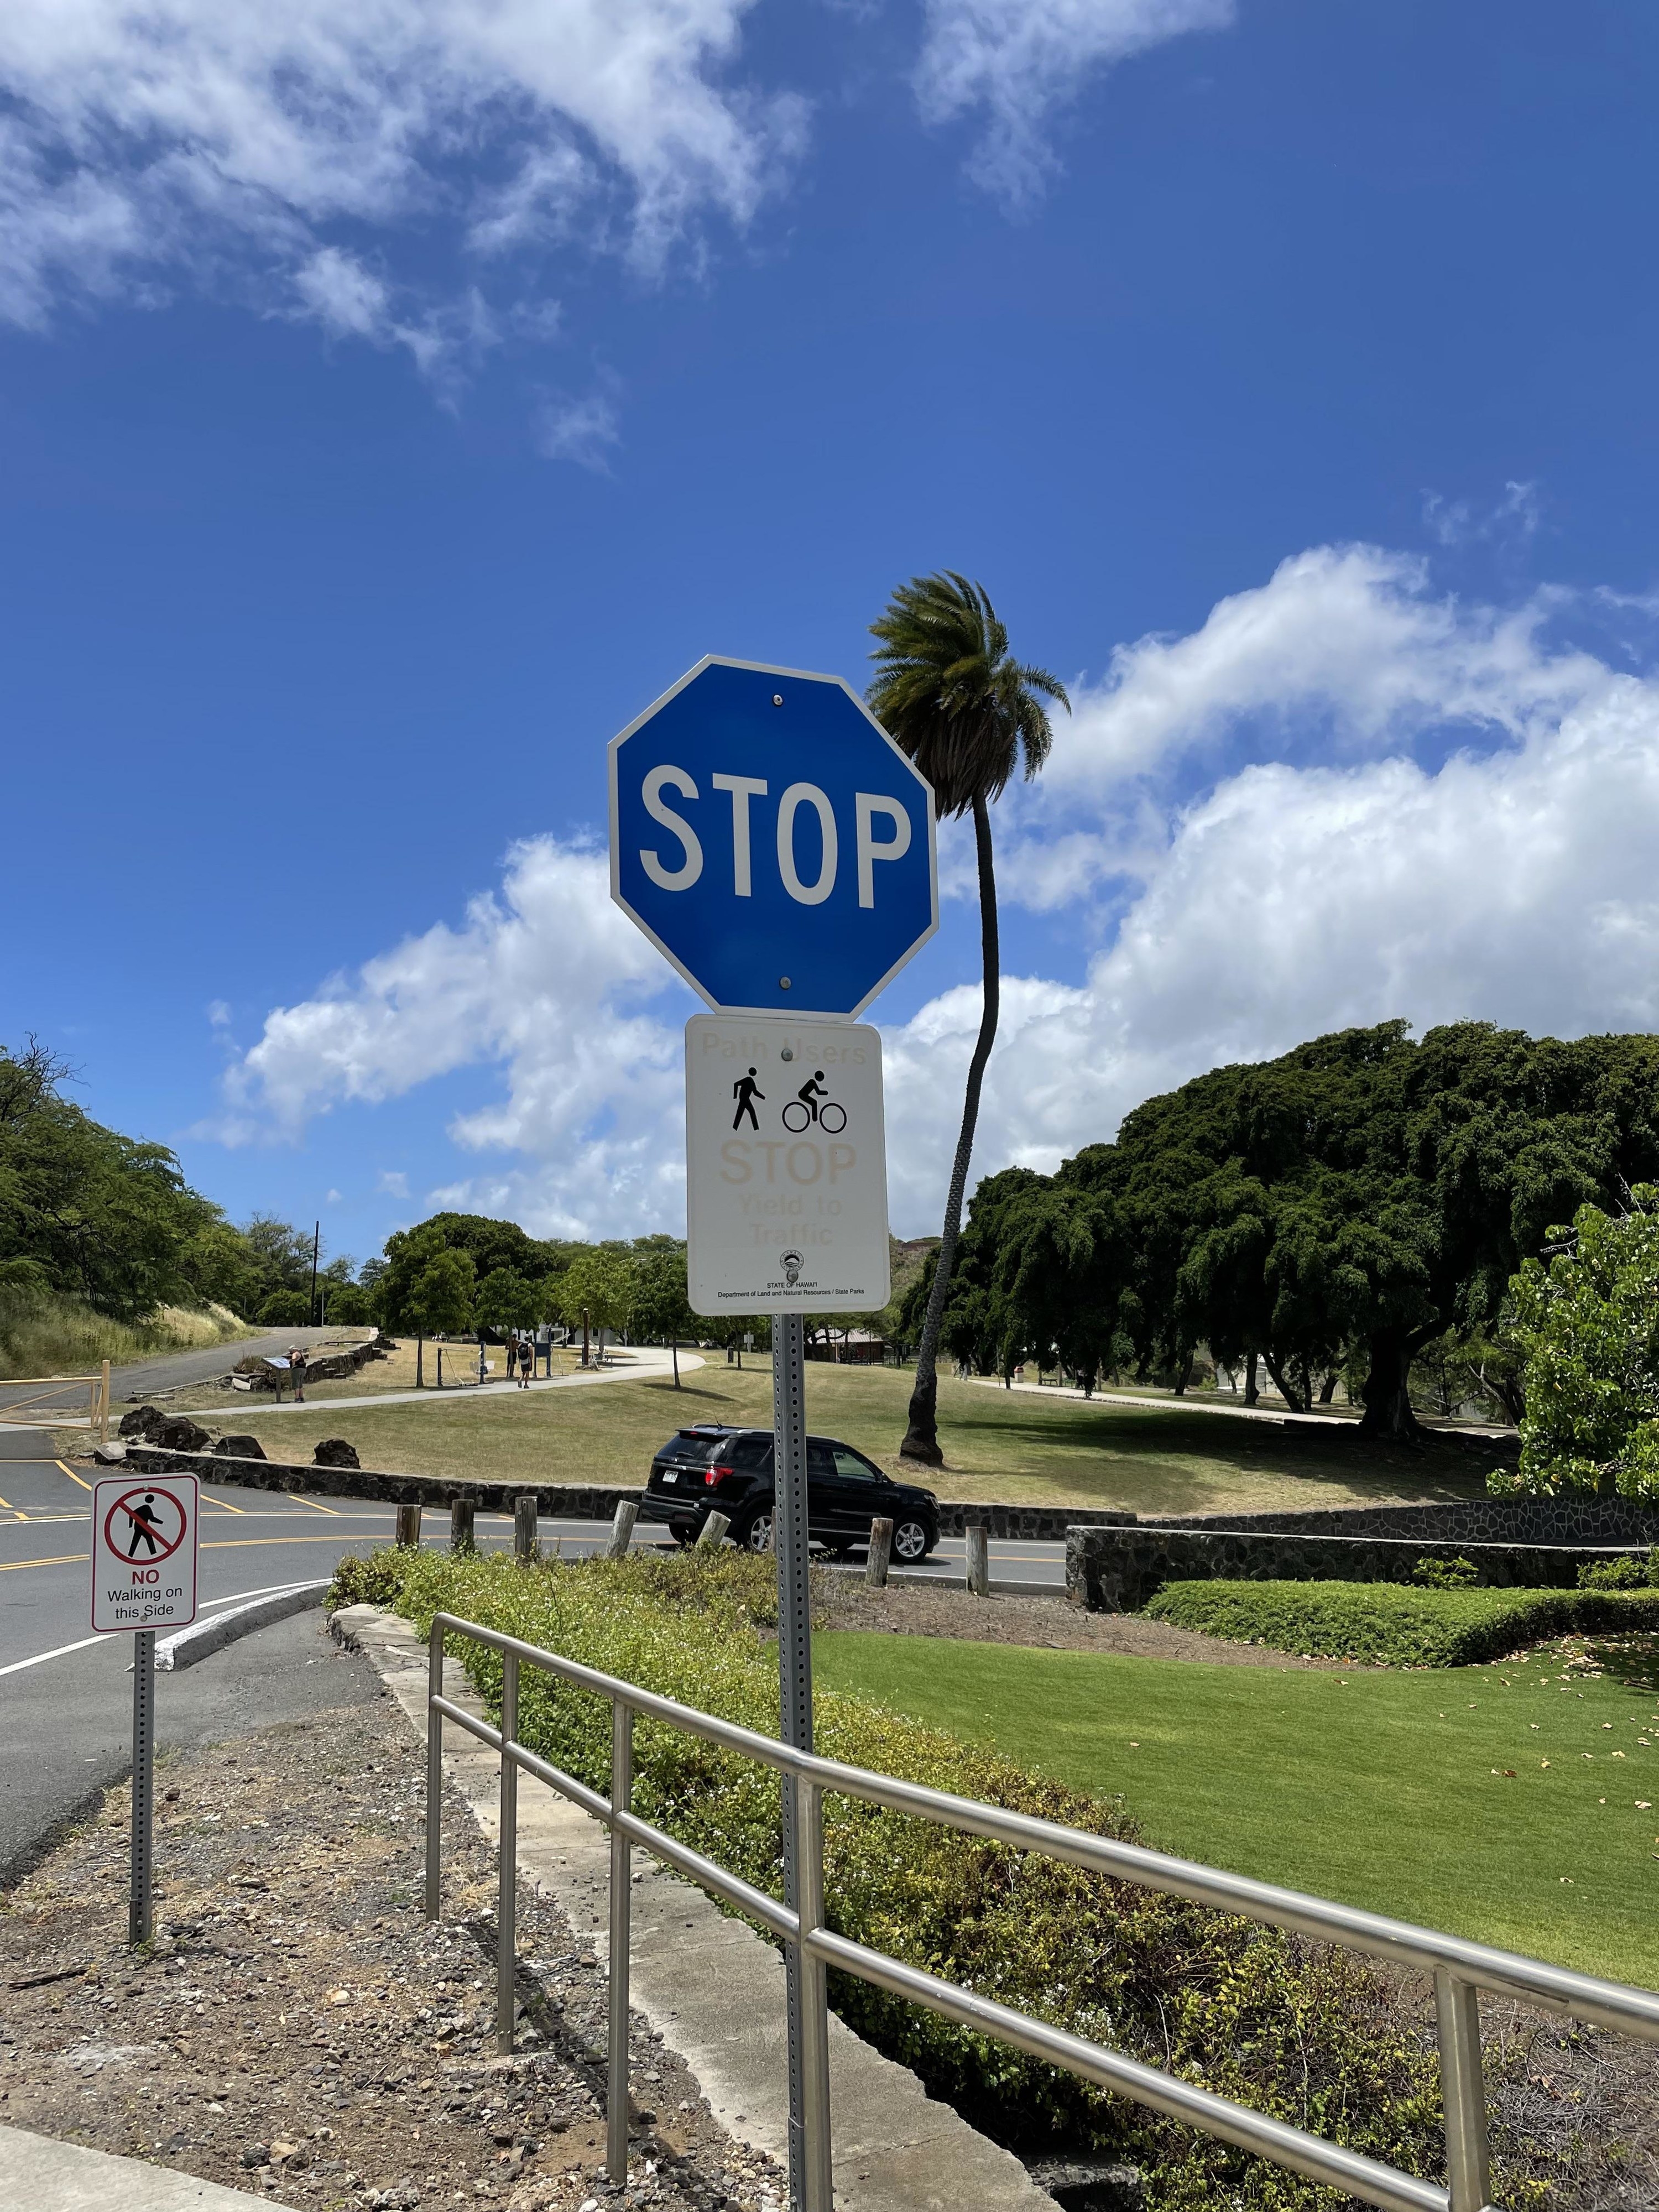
4;0;1659;1262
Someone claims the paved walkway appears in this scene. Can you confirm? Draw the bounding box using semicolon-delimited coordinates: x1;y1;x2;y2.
52;1347;706;1427
1;2121;266;2208
965;1375;1512;1442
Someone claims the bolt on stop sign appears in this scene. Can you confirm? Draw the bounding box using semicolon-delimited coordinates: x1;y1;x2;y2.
609;658;937;1016
92;1473;199;1632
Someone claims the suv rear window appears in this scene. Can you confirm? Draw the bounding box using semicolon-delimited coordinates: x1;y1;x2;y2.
659;1431;724;1463
727;1436;773;1472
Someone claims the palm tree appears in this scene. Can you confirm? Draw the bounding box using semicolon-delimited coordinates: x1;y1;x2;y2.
868;572;1068;1465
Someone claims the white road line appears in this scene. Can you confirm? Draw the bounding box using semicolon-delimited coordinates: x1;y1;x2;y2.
0;1577;337;1679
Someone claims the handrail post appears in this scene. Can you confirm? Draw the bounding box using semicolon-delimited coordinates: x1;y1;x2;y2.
608;1701;634;2184
497;1651;519;2054
794;1779;833;2212
425;1621;444;1919
1435;1969;1493;2212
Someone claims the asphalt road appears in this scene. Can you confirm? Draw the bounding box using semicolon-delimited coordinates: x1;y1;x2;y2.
0;1422;1065;1882
0;1324;347;1428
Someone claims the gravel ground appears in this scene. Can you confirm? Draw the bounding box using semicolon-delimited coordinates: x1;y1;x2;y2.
0;1661;786;2212
814;1571;1350;1666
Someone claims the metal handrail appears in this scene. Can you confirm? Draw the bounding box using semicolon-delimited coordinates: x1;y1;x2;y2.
424;1608;1659;2212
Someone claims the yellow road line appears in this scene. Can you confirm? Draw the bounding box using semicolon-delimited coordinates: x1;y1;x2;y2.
205;1493;248;1514
55;1460;93;1493
288;1493;342;1514
0;1552;87;1573
0;1493;12;1509
201;1535;368;1551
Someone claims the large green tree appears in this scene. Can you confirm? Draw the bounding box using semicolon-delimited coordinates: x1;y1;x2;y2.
868;572;1068;1465
943;1021;1659;1441
0;1037;226;1318
1504;1187;1659;1497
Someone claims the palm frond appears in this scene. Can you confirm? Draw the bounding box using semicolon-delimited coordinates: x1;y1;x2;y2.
867;570;1069;816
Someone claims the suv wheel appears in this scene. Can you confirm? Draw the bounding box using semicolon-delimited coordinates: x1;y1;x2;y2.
736;1509;773;1553
893;1516;931;1563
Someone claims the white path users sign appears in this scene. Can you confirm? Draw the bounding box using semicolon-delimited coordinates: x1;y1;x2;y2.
685;1013;890;1316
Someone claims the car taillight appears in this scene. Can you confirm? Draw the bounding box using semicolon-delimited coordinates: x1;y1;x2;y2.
706;1463;735;1485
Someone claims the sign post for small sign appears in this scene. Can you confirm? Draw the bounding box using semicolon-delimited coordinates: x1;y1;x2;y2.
91;1473;199;1944
611;657;936;2212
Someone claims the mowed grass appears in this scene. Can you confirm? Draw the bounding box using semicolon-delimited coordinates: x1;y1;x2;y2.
201;1356;1491;1516
814;1631;1659;1989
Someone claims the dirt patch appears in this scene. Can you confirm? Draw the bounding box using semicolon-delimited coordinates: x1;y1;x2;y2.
812;1572;1357;1667
0;1686;785;2212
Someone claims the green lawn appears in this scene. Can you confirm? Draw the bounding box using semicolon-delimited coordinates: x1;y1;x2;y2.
815;1631;1659;1989
186;1357;1493;1518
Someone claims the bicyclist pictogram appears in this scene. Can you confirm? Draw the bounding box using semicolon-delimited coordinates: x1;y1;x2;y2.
781;1071;847;1134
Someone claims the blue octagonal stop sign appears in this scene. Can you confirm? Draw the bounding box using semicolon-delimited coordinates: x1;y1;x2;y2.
608;657;938;1016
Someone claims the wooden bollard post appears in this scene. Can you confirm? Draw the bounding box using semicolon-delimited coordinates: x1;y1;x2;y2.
607;1500;638;1558
513;1495;539;1563
395;1503;423;1550
696;1510;732;1548
866;1517;894;1588
449;1498;476;1553
966;1524;990;1598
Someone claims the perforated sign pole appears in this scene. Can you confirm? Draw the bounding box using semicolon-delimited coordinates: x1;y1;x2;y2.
771;1313;830;2206
91;1473;198;1947
131;1630;156;1945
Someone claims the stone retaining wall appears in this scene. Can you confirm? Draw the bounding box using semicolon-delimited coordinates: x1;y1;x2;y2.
1147;1496;1659;1546
1065;1524;1646;1614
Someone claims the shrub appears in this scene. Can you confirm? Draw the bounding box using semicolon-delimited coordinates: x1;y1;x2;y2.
1144;1578;1659;1667
1577;1553;1651;1591
1410;1555;1480;1589
257;1288;311;1327
332;1548;1442;2207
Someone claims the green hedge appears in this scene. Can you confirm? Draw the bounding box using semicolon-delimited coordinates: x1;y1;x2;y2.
332;1548;1442;2209
1144;1578;1659;1667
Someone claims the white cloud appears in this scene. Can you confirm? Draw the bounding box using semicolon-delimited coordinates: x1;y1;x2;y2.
0;0;802;350
916;0;1234;206
989;543;1613;910
217;545;1659;1240
533;383;622;470
225;837;690;1239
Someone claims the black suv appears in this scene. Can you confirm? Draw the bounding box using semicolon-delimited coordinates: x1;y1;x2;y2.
639;1424;939;1562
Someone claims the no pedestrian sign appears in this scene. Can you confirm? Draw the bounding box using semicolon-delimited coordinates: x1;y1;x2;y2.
685;1014;890;1314
91;1473;199;1632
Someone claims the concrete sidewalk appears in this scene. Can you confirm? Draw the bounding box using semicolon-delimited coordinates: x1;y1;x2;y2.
333;1603;1057;2212
0;2124;267;2210
58;1347;706;1428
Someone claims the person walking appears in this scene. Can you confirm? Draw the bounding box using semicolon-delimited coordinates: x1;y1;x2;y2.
289;1344;307;1403
518;1334;533;1389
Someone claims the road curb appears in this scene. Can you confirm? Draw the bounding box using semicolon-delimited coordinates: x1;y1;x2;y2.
155;1583;330;1671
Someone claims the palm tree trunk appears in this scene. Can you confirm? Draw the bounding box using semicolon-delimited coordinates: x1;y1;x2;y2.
901;795;999;1465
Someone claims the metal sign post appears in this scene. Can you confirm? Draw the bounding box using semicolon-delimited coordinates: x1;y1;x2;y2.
609;655;937;2212
770;1311;830;2202
91;1473;199;1947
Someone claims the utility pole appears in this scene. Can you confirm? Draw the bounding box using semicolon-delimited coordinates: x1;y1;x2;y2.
309;1219;320;1328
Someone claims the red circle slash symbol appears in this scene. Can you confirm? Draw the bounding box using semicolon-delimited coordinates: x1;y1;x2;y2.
103;1485;187;1566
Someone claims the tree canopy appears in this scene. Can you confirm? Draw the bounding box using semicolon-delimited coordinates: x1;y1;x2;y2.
937;1021;1659;1437
1504;1187;1659;1499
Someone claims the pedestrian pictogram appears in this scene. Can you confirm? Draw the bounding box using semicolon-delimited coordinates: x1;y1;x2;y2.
92;1473;199;1633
